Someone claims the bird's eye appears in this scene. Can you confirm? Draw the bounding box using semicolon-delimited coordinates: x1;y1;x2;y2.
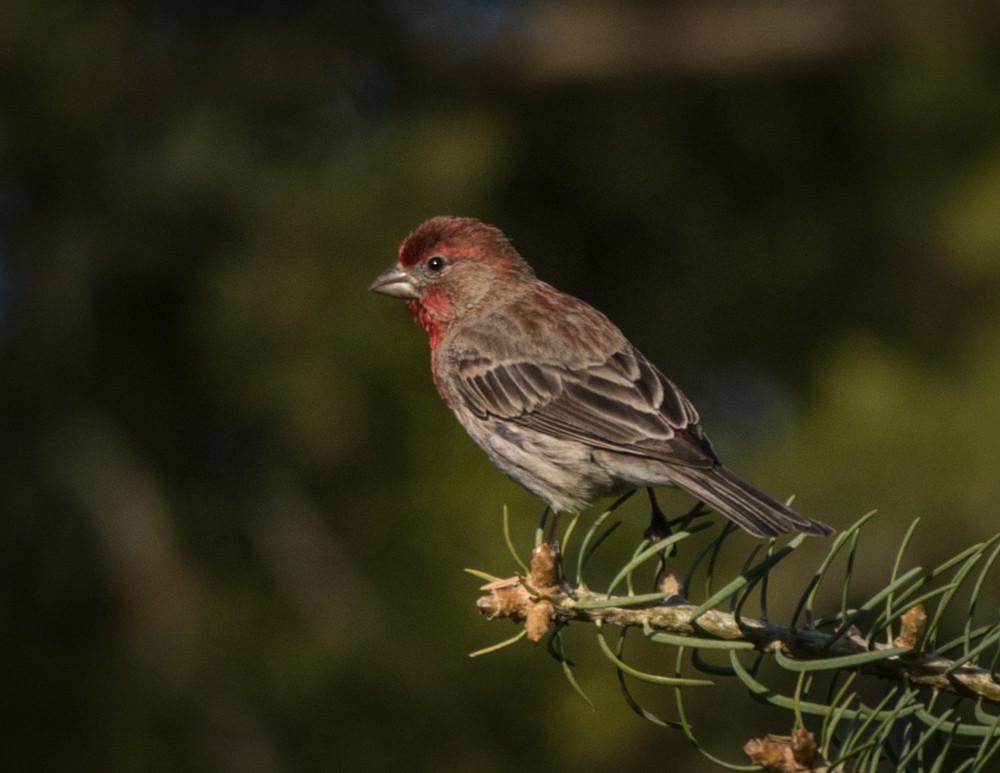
426;256;446;272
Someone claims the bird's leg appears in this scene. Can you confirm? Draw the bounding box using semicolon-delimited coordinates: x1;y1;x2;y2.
643;488;672;542
542;506;561;546
643;488;678;583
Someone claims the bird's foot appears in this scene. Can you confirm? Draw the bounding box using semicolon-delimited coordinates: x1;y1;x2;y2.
643;488;673;543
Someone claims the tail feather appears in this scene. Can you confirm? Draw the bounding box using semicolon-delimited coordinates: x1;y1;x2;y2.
666;465;834;538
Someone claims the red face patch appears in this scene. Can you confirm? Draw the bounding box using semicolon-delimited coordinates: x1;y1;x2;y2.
398;216;515;268
406;286;452;349
399;225;443;267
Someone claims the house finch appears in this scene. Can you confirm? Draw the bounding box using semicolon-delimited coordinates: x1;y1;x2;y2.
370;216;833;538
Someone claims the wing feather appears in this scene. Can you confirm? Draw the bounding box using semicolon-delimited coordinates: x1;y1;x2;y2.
442;293;717;469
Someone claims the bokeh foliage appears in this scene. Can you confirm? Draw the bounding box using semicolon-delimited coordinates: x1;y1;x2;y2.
2;1;999;770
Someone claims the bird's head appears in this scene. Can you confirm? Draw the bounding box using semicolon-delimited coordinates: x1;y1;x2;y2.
369;216;535;347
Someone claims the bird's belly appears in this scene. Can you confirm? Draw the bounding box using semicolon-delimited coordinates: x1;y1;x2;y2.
467;419;625;512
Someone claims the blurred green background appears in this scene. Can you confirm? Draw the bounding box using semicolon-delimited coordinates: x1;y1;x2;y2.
2;1;999;770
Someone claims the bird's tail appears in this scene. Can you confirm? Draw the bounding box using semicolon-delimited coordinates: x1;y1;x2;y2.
666;465;834;538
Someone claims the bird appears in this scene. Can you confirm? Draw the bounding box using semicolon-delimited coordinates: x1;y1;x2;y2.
369;216;833;538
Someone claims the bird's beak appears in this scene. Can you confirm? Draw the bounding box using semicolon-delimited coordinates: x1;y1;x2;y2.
369;266;420;300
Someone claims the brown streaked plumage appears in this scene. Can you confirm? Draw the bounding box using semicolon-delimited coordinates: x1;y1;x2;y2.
370;216;833;538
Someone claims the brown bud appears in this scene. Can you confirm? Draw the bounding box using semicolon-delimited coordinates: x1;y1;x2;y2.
525;599;554;643
893;603;927;651
744;728;823;772
529;543;559;589
657;569;684;597
743;736;788;770
790;727;818;766
477;578;529;621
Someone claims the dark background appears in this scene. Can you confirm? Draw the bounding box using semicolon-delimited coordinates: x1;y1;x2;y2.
2;1;999;770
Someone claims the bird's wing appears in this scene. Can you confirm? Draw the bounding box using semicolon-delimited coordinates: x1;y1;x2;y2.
442;298;718;469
